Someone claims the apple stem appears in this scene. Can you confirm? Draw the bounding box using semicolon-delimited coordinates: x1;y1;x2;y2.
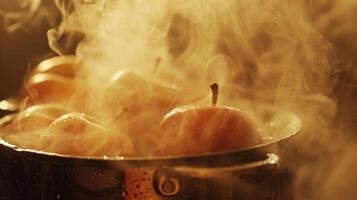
210;83;219;106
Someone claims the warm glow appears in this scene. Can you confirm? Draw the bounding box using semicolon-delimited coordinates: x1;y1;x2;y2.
1;0;357;198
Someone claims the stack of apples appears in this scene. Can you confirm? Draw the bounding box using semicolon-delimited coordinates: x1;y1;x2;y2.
6;56;263;157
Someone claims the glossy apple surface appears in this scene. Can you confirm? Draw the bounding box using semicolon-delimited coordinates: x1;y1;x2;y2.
11;104;69;133
41;113;134;156
103;70;180;155
156;105;263;156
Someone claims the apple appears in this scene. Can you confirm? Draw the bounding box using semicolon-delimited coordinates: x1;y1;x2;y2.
23;73;76;102
104;70;179;117
11;104;69;133
102;70;180;155
20;56;80;105
156;83;262;156
41;112;135;156
29;55;76;78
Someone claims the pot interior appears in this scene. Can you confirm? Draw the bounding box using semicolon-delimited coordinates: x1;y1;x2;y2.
0;109;301;162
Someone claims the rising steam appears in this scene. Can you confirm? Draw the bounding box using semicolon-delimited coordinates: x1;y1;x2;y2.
1;0;357;199
0;0;41;32
46;0;357;199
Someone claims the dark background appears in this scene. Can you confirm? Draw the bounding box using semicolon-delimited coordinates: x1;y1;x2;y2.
0;1;58;100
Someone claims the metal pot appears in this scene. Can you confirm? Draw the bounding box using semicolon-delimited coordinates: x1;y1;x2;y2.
0;100;301;200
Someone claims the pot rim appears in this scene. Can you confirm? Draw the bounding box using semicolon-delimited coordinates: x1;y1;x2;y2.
0;110;301;162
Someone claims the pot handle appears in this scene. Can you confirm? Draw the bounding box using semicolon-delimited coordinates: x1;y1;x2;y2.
153;154;282;196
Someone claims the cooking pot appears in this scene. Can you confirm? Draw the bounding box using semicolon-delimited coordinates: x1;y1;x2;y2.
0;99;301;200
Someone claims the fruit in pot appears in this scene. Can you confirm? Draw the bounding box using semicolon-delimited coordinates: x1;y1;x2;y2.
104;70;179;118
102;70;180;155
156;83;262;156
10;104;69;133
20;56;80;105
41;112;134;156
2;104;70;151
29;55;76;78
22;73;76;103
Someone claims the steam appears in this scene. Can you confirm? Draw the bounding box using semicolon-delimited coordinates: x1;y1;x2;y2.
0;0;41;32
50;0;338;104
1;0;357;199
0;0;61;33
47;0;356;199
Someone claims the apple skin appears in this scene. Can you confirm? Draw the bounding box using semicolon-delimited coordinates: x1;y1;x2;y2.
20;56;80;105
104;70;179;118
21;73;76;103
103;70;180;155
156;105;263;156
20;72;88;111
41;113;135;156
10;104;69;133
29;56;76;78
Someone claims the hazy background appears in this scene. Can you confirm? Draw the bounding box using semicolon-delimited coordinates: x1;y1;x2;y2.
0;1;58;100
0;0;354;133
0;0;356;199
